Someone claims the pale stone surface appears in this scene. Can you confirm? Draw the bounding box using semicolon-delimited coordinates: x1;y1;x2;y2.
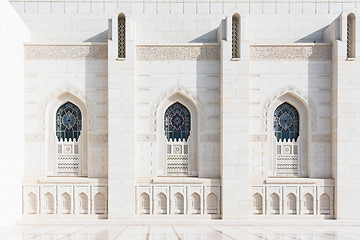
5;0;360;221
0;0;29;227
3;223;360;240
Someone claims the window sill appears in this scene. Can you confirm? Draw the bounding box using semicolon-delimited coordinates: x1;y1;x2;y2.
346;57;356;61
116;58;126;61
231;58;241;61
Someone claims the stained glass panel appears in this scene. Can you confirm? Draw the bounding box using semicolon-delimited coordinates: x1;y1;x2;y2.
274;102;299;141
164;102;191;141
56;102;82;141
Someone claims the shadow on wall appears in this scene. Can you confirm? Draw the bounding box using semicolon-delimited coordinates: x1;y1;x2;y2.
190;29;218;43
85;30;108;42
306;30;332;178
84;36;109;219
295;27;327;43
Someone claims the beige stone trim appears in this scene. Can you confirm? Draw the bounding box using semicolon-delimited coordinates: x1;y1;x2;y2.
312;134;331;142
25;45;108;60
137;134;156;142
136;45;220;61
251;45;332;61
89;134;108;142
25;134;44;142
250;135;267;142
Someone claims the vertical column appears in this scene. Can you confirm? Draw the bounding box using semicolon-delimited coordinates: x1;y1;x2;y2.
108;14;136;219
220;15;250;219
333;13;360;219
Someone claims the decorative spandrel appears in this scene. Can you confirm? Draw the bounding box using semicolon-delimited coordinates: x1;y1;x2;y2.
274;102;299;141
56;102;82;141
164;102;191;141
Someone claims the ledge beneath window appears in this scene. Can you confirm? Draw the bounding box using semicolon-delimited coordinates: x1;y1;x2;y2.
264;177;334;185
116;58;126;61
346;57;356;61
231;57;241;61
23;177;108;184
138;177;221;185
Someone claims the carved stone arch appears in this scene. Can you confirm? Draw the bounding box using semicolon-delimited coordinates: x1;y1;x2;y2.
252;193;263;214
111;8;130;43
262;86;316;132
44;192;55;214
94;192;106;214
42;87;94;131
139;192;150;214
206;192;218;214
265;88;311;177
44;88;90;176
151;86;203;132
78;192;89;214
340;9;360;41
156;192;167;214
154;86;201;176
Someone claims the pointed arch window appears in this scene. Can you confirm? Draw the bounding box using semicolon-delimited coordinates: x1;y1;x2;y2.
232;14;240;58
164;102;191;174
118;13;126;58
56;102;82;174
274;102;300;176
347;13;356;59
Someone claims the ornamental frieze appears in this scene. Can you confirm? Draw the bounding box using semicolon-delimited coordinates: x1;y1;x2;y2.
251;45;332;61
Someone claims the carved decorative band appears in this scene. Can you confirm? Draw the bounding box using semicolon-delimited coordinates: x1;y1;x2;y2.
251;45;332;61
137;46;220;61
25;45;108;60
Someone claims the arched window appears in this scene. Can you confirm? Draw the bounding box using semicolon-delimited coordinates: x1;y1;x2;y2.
94;193;106;214
56;102;82;174
79;193;88;214
139;193;150;214
190;193;201;214
174;193;184;214
269;193;280;214
118;13;126;58
44;193;54;214
157;193;167;214
286;194;296;215
206;193;218;214
320;193;330;215
274;102;300;176
61;193;71;214
304;193;314;215
164;102;191;174
252;193;263;215
232;14;240;58
27;193;37;214
347;13;356;59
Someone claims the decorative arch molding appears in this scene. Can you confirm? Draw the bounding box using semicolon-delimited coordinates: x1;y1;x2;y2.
262;86;317;132
150;86;204;132
41;87;94;132
264;86;311;177
340;9;360;40
44;87;91;176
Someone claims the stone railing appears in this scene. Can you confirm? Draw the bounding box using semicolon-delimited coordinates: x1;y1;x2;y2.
22;178;107;217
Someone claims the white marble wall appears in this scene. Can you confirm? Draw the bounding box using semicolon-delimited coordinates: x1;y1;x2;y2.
0;1;29;227
12;0;360;220
23;181;107;217
24;45;108;179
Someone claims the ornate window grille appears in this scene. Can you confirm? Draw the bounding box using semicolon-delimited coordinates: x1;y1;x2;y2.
232;14;240;58
164;102;191;174
118;14;126;58
347;14;356;58
56;102;82;174
274;102;299;176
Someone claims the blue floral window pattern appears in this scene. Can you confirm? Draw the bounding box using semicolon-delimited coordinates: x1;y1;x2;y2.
56;102;82;141
164;102;191;141
274;103;299;141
